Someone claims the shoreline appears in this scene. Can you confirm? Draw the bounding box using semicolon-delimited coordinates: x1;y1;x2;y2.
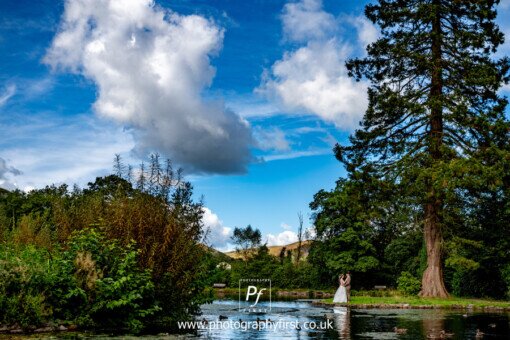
214;288;334;299
313;301;510;312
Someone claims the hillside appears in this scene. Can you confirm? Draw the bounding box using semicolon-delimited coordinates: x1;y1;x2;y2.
200;244;233;262
224;240;313;260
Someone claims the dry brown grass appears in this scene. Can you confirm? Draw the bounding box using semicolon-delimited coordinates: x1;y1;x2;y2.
75;251;103;290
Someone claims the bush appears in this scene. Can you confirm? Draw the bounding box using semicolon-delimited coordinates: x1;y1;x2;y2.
397;271;421;296
64;228;160;333
0;164;211;333
1;294;47;328
0;228;159;333
0;244;58;328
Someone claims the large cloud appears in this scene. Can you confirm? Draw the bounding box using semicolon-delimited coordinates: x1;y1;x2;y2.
45;0;252;174
202;207;232;249
258;0;375;130
0;157;22;190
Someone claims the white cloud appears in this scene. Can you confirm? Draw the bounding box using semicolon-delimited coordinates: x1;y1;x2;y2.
0;114;134;191
0;157;22;190
0;84;16;107
282;0;336;42
24;77;54;98
266;225;316;246
347;16;379;49
45;0;252;174
226;96;281;118
258;0;374;130
266;230;298;246
202;207;232;249
254;127;290;151
262;148;331;162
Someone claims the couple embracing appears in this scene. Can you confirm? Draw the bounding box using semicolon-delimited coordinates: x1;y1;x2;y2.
333;271;351;303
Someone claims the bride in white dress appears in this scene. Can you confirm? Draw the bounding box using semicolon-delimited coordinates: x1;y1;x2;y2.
333;274;347;303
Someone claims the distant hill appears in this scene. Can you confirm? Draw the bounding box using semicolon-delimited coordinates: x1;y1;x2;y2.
224;239;313;261
200;243;233;262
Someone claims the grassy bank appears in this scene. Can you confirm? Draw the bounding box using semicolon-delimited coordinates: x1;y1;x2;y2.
212;287;335;299
320;295;510;309
210;287;510;310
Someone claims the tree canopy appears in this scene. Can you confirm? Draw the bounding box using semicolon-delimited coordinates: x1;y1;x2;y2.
334;0;510;297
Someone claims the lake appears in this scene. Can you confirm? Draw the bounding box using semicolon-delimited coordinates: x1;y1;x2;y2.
195;299;510;339
1;299;509;339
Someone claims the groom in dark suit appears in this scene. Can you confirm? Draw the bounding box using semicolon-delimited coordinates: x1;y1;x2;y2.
344;271;351;302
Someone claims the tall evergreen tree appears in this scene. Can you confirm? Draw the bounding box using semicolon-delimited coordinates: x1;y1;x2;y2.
340;0;510;297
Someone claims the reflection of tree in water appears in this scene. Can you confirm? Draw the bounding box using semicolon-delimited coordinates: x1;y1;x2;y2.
422;312;445;339
333;307;350;339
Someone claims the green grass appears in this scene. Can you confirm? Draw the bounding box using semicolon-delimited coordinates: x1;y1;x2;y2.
211;287;510;308
322;295;510;308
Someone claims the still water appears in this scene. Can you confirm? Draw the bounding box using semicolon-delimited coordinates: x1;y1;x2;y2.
196;300;510;339
2;300;509;339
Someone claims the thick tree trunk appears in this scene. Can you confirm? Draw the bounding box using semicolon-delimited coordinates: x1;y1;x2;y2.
420;0;449;298
420;195;449;297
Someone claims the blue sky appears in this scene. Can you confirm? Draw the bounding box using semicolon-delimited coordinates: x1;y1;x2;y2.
1;0;510;250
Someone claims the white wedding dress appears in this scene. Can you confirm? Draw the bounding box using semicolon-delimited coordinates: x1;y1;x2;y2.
333;284;347;303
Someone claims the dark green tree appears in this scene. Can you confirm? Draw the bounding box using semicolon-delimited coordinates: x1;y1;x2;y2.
309;173;406;287
231;225;262;260
341;0;510;296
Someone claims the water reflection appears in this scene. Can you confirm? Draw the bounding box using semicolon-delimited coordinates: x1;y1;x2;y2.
332;307;350;339
198;300;510;339
421;313;445;339
1;300;508;339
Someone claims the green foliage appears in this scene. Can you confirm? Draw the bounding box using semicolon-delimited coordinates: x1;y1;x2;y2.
0;244;60;327
397;272;421;296
309;0;510;298
336;0;510;297
0;154;208;332
384;232;422;281
231;225;262;260
501;264;510;299
205;244;321;290
0;229;158;332
66;228;160;333
309;177;403;288
445;237;482;271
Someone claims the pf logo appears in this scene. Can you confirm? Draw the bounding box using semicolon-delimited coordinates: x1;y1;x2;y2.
239;279;271;313
246;285;266;307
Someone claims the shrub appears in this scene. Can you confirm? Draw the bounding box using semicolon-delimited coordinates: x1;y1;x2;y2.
397;271;421;296
0;228;160;333
64;228;160;333
0;162;210;332
2;294;47;328
0;244;58;328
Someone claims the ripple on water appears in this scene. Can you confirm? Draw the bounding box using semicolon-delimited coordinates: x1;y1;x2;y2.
3;300;509;339
355;332;399;339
